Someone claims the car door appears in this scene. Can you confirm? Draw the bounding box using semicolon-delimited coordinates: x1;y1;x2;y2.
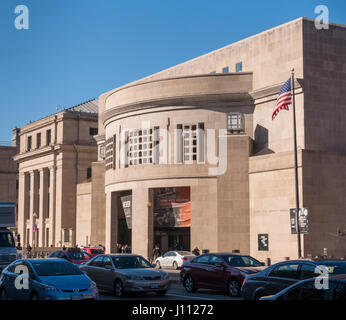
98;256;115;291
84;255;104;287
266;262;300;294
208;255;228;290
3;261;21;299
168;252;177;268
191;254;213;289
161;252;171;267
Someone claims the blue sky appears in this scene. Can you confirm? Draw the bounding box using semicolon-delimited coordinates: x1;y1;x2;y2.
0;0;345;142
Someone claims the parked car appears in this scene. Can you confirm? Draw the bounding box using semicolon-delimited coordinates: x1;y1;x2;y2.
180;253;265;297
47;248;90;265
81;247;104;258
241;259;346;300
155;251;195;270
80;254;170;297
260;275;346;300
0;258;98;300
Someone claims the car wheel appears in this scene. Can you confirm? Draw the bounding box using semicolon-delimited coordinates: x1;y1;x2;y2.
30;292;39;300
254;291;265;300
156;290;167;296
114;280;125;297
227;279;240;297
0;288;8;300
173;261;178;270
156;261;161;269
184;275;196;293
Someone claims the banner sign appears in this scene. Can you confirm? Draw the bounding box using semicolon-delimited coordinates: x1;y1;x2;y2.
290;208;308;234
154;187;191;228
120;195;132;229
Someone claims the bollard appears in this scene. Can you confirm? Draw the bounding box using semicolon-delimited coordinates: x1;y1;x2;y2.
266;258;271;266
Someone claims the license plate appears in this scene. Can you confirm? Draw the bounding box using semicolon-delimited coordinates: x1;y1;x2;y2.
71;294;83;300
150;284;159;289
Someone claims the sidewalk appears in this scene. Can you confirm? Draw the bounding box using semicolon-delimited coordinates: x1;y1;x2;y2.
166;269;181;284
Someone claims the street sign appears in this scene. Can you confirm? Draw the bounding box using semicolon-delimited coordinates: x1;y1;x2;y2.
258;234;269;251
290;208;308;234
32;224;38;232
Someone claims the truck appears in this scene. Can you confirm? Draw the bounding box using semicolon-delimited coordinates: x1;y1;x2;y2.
0;202;18;272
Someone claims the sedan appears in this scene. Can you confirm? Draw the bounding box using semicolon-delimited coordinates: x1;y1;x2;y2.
260;275;346;300
241;259;346;300
180;253;265;297
0;259;98;300
80;254;170;297
155;251;195;269
47;249;90;265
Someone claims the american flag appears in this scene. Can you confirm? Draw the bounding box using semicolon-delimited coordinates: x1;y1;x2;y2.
272;78;292;120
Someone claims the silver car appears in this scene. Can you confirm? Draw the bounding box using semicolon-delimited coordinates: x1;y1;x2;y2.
80;254;170;297
0;259;99;300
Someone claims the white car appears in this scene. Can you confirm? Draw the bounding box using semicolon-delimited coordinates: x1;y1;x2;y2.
155;251;195;270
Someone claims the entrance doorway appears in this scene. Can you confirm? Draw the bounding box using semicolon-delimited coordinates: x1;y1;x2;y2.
117;191;132;251
153;187;191;254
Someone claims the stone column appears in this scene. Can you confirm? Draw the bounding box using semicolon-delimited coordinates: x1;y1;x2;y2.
131;188;153;260
17;171;26;247
38;169;46;247
49;166;56;247
29;171;35;245
105;191;118;254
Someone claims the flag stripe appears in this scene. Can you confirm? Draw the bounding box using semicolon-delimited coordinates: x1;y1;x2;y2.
272;78;292;120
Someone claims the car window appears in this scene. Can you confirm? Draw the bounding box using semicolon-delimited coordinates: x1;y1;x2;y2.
269;263;299;279
7;261;22;273
224;255;262;267
209;255;224;265
284;281;329;300
171;252;177;256
163;252;170;257
91;255;104;267
103;256;112;267
31;261;83;276
332;281;346;300
112;256;152;269
67;251;86;260
299;264;320;280
193;255;210;264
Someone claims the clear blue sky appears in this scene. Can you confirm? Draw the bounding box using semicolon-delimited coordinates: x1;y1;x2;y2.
0;0;345;142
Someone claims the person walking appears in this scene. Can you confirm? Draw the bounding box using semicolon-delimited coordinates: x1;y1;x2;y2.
153;245;161;262
26;244;32;258
192;246;200;256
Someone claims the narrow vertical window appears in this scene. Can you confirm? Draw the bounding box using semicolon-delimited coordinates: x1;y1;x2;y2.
46;129;51;146
176;124;183;164
37;133;41;148
198;123;205;163
153;127;160;164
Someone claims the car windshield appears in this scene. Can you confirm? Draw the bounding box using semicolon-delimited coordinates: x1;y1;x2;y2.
319;262;346;275
91;249;103;254
223;255;262;267
112;256;153;269
31;261;83;276
0;232;15;247
177;251;193;256
67;251;87;260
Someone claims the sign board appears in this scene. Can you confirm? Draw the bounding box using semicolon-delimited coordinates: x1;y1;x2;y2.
258;234;269;251
290;208;308;234
32;224;38;232
120;195;132;229
0;202;16;227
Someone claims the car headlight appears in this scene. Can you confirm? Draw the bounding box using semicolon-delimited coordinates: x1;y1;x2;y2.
40;283;57;291
90;281;97;289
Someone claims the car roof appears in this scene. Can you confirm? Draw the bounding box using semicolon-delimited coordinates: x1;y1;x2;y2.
21;258;67;263
107;254;142;257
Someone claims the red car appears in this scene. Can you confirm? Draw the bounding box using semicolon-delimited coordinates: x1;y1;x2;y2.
81;247;104;257
180;253;265;297
48;249;92;265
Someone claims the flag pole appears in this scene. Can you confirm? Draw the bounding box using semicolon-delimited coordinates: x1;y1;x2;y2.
291;68;302;258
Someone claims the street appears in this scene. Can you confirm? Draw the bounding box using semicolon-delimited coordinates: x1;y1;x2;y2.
98;269;241;300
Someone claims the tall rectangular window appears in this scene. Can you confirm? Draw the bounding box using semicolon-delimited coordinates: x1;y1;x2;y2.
27;136;32;151
236;62;243;72
197;123;205;163
128;129;153;166
37;133;41;148
46;130;51;146
176;124;183;164
153;127;160;164
183;125;197;163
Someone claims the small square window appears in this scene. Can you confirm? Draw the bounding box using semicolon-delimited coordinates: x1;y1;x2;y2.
222;66;229;73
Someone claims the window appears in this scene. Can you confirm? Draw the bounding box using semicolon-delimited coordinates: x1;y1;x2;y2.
224;255;262;267
27;136;32;151
63;229;70;243
105;136;115;170
127;129;153;166
209;255;224;265
284;281;328;301
269;263;299;279
91;256;104;268
197;123;204;163
176;124;183;164
236;62;243;72
299;264;320;280
36;133;41;148
222;66;229;73
86;167;92;180
46;130;51;146
89;128;98;136
193;255;210;264
183;125;197;163
210;71;216;74
227;113;244;132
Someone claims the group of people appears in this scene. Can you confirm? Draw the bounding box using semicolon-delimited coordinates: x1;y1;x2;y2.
116;243;131;253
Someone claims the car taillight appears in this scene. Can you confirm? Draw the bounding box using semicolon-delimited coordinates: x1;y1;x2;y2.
182;257;188;261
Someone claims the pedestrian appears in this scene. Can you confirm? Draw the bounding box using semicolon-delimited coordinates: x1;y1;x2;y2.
192;246;200;256
153;244;161;261
26;244;32;258
62;245;66;251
